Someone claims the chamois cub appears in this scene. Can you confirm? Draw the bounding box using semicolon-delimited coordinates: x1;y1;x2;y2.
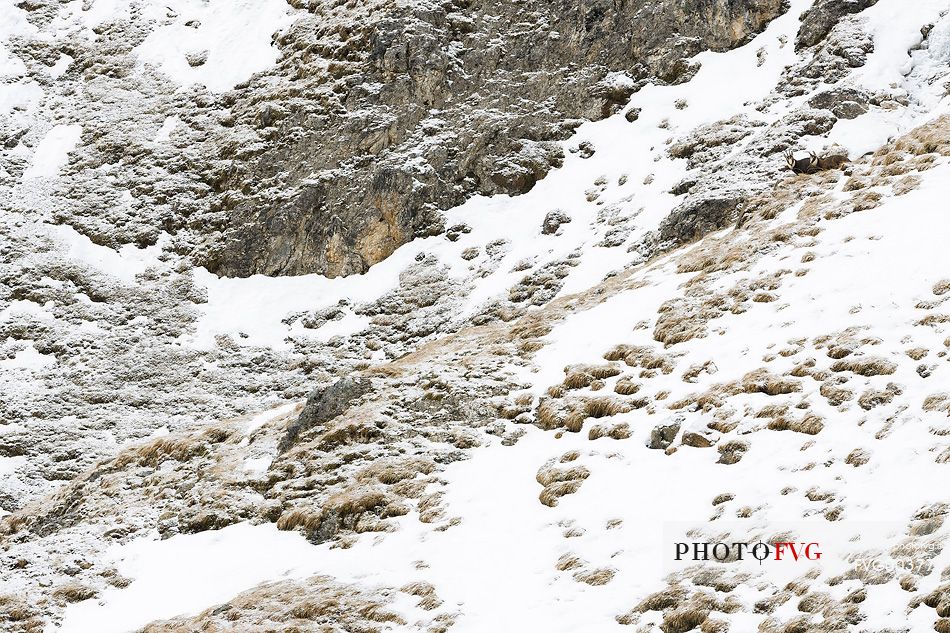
784;150;849;174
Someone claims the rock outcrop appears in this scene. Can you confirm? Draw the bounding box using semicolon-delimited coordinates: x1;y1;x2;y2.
17;0;787;278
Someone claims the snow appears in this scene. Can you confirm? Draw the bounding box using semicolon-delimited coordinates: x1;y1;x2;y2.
0;455;27;477
241;456;272;474
133;0;299;93
22;125;83;180
825;1;950;157
0;342;56;370
0;299;56;323
851;0;949;89
243;402;298;435
56;524;329;633
46;225;167;284
189;266;399;350
0;1;34;78
152;116;180;143
48;54;73;79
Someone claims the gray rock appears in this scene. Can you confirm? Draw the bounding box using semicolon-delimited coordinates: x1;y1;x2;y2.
42;0;788;279
279;377;373;451
647;416;683;450
541;210;572;235
796;0;879;49
658;195;745;245
808;87;870;120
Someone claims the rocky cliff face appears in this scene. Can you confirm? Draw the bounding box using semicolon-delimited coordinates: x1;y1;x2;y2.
3;0;950;632
9;0;787;278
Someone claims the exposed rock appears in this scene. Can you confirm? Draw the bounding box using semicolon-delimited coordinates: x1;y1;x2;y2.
280;377;374;451
35;0;788;278
625;107;643;123
809;87;871;119
647;416;683;450
658;196;745;245
796;0;880;49
541;210;572;235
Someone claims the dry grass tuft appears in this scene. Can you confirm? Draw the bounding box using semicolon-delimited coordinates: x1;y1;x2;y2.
53;584;97;603
845;448;870;467
614;377;641;395
113;435;209;468
547;384;566;398
324;487;390;519
537;459;590;507
574;567;616;586
588;423;632;441
851;190;882;212
276;509;324;532
700;619;729;633
923;393;950;415
717;440;750;465
603;344;636;361
857;383;902;410
634;586;688;612
359;603;407;625
536;398;566;429
585;396;631;419
563;370;595;390
358;458;436;485
514;393;534;406
830;357;897;377
556;553;585;571
536;465;590;487
539;481;585;507
756;404;789;418
511;317;553;340
741;369;801;396
520;340;544;353
589;364;623;379
316;422;383;450
654;299;710;347
401;581;443;611
768;413;824;435
662;607;710;633
820;381;853;406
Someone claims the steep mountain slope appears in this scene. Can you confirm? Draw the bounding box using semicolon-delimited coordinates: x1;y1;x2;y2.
2;0;950;632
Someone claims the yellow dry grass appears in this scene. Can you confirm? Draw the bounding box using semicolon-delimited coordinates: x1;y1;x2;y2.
768;414;824;435
52;584;97;603
830;357;897;377
613;377;641;395
574;567;616;586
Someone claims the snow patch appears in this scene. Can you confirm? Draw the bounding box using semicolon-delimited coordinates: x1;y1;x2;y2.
133;0;298;93
0;342;56;370
56;524;327;633
22;125;82;180
47;225;167;284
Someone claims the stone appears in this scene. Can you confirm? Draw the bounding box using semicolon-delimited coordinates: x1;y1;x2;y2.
796;0;880;49
647;416;683;450
279;377;374;451
808;87;871;120
541;210;572;235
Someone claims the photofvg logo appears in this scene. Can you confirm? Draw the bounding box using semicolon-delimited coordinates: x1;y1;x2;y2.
663;521;933;579
674;540;822;564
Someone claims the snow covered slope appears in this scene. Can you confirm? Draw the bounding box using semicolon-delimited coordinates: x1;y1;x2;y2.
2;0;950;632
